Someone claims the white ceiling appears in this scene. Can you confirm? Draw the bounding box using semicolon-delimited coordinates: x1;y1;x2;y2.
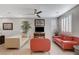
0;4;77;18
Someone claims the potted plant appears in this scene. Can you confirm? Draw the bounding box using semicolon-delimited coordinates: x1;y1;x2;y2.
54;31;59;36
21;21;31;38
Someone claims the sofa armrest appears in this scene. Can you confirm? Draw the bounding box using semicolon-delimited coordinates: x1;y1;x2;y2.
62;41;77;44
62;41;78;49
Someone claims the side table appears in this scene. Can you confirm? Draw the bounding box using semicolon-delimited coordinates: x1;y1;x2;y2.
73;45;79;55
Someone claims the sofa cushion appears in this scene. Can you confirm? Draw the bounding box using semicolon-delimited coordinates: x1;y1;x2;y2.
60;34;65;39
61;36;73;41
73;37;79;44
55;38;63;43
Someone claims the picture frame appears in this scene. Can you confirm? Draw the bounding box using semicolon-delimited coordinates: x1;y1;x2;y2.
35;19;45;27
3;23;13;30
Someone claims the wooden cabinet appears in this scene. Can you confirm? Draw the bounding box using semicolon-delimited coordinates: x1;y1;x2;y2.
34;32;45;38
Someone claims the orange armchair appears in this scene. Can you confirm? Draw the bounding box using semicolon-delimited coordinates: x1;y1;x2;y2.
30;38;51;52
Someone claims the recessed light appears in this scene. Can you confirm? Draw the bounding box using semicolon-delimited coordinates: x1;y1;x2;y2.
8;12;11;14
56;11;59;14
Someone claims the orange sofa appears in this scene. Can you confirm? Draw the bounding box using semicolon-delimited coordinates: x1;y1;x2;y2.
53;35;79;49
30;38;51;52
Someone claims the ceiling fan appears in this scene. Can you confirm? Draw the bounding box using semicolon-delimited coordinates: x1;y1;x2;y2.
34;9;42;18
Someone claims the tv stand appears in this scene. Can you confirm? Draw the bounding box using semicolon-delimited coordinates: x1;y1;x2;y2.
34;32;45;38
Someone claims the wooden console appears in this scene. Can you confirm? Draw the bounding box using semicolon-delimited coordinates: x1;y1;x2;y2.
34;32;45;38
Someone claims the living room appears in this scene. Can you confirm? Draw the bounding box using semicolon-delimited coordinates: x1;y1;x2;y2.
0;4;79;55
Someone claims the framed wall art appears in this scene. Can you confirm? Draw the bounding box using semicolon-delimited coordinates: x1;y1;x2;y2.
3;23;13;30
35;19;45;27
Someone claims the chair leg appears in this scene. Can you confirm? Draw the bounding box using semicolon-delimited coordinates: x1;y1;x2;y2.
48;51;51;55
30;51;33;55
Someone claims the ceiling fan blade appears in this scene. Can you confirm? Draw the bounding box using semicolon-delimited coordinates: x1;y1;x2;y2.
37;11;42;14
37;14;41;18
34;9;37;14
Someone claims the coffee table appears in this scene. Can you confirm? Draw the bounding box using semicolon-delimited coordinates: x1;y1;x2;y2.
73;45;79;55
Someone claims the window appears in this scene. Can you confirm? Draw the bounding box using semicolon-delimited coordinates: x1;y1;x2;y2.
61;15;72;32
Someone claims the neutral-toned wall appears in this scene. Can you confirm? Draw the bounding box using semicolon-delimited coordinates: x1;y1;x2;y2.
0;18;34;37
0;18;57;39
51;18;57;36
58;5;79;37
45;18;57;39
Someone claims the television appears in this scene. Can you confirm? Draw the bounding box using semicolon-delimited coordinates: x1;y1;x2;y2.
35;27;44;32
